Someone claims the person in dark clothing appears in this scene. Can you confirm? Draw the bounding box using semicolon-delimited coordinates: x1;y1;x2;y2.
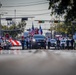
56;38;60;50
61;38;65;49
26;37;28;49
66;38;69;50
47;37;50;49
28;37;32;49
71;38;74;49
21;36;25;50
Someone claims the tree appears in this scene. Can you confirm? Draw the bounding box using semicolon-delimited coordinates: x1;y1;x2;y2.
2;21;26;38
48;0;76;22
51;22;76;36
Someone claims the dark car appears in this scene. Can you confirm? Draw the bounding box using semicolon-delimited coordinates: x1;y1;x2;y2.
31;34;46;49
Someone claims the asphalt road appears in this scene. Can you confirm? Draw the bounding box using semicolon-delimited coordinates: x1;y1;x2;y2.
0;50;76;75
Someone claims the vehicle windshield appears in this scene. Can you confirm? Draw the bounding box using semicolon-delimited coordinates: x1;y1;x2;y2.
34;35;45;39
51;39;56;42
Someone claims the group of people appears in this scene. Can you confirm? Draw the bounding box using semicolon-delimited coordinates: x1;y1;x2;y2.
21;36;32;50
21;35;76;50
47;36;76;50
56;38;76;50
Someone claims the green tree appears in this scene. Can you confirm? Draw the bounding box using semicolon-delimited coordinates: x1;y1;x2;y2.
2;21;26;38
51;22;76;36
48;0;76;22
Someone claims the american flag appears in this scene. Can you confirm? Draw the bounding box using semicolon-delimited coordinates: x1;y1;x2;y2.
29;22;35;36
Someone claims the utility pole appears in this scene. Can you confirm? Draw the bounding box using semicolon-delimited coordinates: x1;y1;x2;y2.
0;2;2;36
14;10;16;23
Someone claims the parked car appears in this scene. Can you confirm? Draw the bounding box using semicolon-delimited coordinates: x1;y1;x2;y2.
50;39;57;47
60;39;66;45
31;34;46;49
60;38;72;49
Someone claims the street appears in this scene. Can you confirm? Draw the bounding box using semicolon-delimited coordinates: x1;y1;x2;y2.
0;49;76;75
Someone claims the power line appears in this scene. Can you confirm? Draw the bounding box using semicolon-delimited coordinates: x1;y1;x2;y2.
2;2;49;8
1;12;51;19
0;9;49;12
2;0;47;4
2;0;48;6
13;0;48;5
3;12;51;17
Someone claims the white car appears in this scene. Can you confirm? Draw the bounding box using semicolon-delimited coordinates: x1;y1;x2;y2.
50;39;57;47
60;39;67;47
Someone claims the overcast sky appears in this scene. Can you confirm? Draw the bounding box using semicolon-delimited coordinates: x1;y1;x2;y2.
0;0;50;18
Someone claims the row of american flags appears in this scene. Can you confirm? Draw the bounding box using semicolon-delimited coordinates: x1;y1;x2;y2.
28;22;43;36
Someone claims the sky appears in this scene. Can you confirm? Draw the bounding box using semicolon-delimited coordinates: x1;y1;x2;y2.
0;0;51;19
0;0;64;34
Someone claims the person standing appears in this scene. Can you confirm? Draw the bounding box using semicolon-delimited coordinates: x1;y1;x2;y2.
47;37;50;49
71;38;74;49
21;36;25;50
61;38;65;49
56;38;60;50
25;37;28;49
66;38;69;50
28;37;32;49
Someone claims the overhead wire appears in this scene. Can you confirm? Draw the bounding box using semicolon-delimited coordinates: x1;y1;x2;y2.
1;12;51;19
2;1;49;8
13;0;48;5
0;9;49;12
2;0;47;5
4;12;51;16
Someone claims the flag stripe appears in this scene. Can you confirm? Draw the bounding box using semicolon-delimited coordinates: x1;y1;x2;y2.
9;39;21;46
9;39;15;46
14;40;20;46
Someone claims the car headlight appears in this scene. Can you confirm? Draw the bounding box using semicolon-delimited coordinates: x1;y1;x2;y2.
55;42;56;44
32;39;36;42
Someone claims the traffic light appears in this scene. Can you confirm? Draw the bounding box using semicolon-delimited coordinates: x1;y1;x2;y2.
54;20;59;23
21;18;28;21
6;18;12;21
38;20;45;23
